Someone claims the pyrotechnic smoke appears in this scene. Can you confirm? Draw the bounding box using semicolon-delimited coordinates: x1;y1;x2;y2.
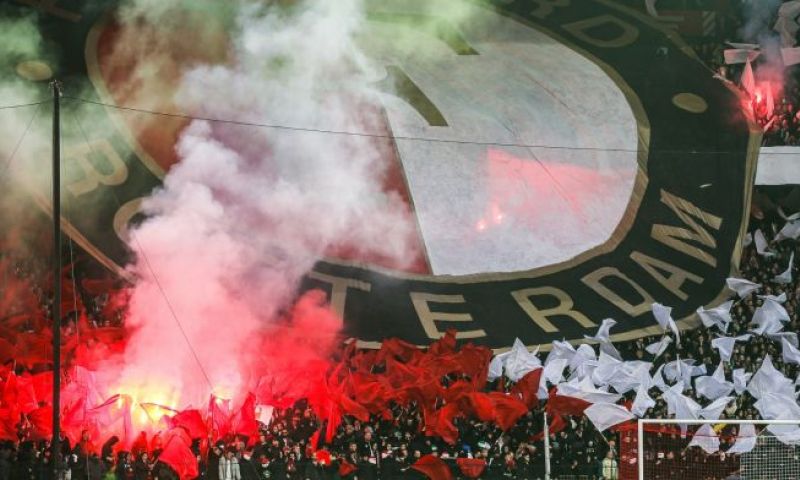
101;0;419;408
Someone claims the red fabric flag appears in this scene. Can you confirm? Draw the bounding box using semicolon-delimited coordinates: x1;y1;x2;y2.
510;368;543;409
231;393;258;438
132;432;148;456
309;429;321;451
428;330;457;356
208;395;232;440
531;414;567;442
0;408;17;441
170;409;208;440
424;403;460;445
376;338;420;364
464;393;495;422
487;392;528;431
338;459;358;477
411;454;454;480
158;432;199;480
28;405;52;439
454;344;492;388
456;458;487;479
546;390;591;417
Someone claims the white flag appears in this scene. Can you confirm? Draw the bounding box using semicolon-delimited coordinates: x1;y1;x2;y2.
503;338;541;382
699;396;733;420
727;423;757;454
759;292;787;304
742;58;756;97
774;1;800;47
711;334;750;363
748;355;795;400
782;337;800;365
645;336;672;359
631;385;655;417
732;369;751;395
773;252;794;284
751;299;789;336
644;0;659;17
584;403;635;432
776;218;800;242
545;340;575;366
782;47;800;66
726;277;761;298
652;303;680;345
255;404;274;425
697;301;734;332
754;229;776;257
695;363;734;401
724;48;761;65
557;377;622;405
585;318;616;344
688;424;720;454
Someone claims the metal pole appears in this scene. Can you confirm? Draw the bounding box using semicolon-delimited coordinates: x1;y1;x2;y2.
543;411;550;480
637;419;644;480
50;79;62;480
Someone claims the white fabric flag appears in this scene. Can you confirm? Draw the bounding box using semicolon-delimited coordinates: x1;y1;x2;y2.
688;424;720;454
711;334;750;363
759;292;787;304
724;48;761;64
488;354;506;381
754;229;776;257
782;47;800;66
774;252;794;284
591;351;622;387
652;303;680;345
751;299;789;336
663;383;701;421
645;336;672;359
782;337;800;365
769;332;798;348
699;396;733;420
542;358;568;386
726;278;761;298
697;300;734;332
774;1;800;47
652;365;669;393
557;377;622;404
727;423;757;454
569;344;597;376
695;363;734;401
743;232;752;247
748;355;795;400
742;58;756;97
776;218;800;242
631;384;655;417
732;369;751;395
585;318;616;343
503;338;542;382
545;340;575;366
584;403;635;432
599;341;623;362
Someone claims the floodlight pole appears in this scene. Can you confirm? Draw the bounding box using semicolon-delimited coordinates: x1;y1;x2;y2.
50;79;63;480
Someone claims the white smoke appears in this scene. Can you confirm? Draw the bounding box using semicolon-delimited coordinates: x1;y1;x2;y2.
110;0;419;406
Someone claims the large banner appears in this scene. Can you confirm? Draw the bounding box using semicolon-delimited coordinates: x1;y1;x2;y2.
19;0;757;349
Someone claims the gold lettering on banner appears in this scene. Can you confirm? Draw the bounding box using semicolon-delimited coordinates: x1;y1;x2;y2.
65;139;129;196
582;267;654;316
14;0;81;22
308;271;371;320
630;251;703;301
113;198;144;242
562;15;639;48
651;189;723;267
511;286;595;333
410;292;486;340
530;0;570;19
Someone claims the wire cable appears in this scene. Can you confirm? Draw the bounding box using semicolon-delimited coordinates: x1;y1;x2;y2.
57;95;722;155
71;110;215;391
0;100;49;111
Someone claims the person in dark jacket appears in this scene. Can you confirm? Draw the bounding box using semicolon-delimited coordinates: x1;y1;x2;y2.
133;452;151;480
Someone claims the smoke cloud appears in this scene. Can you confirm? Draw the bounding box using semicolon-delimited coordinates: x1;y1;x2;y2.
100;0;420;408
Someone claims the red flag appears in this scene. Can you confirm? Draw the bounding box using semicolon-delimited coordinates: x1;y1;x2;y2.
546;390;591;417
376;338;420;364
309;429;321;451
456;458;487;479
28;405;52;439
487;392;528;431
411;454;453;480
158;432;199;480
170;409;208;440
0;408;17;441
510;368;542;409
338;459;358;477
132;432;148;456
424;403;460;445
208;395;231;440
428;329;457;356
464;393;495;422
231;393;258;438
531;414;567;442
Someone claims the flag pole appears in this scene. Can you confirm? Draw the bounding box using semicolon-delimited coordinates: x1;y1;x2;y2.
50;79;63;480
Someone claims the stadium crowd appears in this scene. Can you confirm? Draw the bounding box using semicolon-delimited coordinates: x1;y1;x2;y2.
0;187;796;480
